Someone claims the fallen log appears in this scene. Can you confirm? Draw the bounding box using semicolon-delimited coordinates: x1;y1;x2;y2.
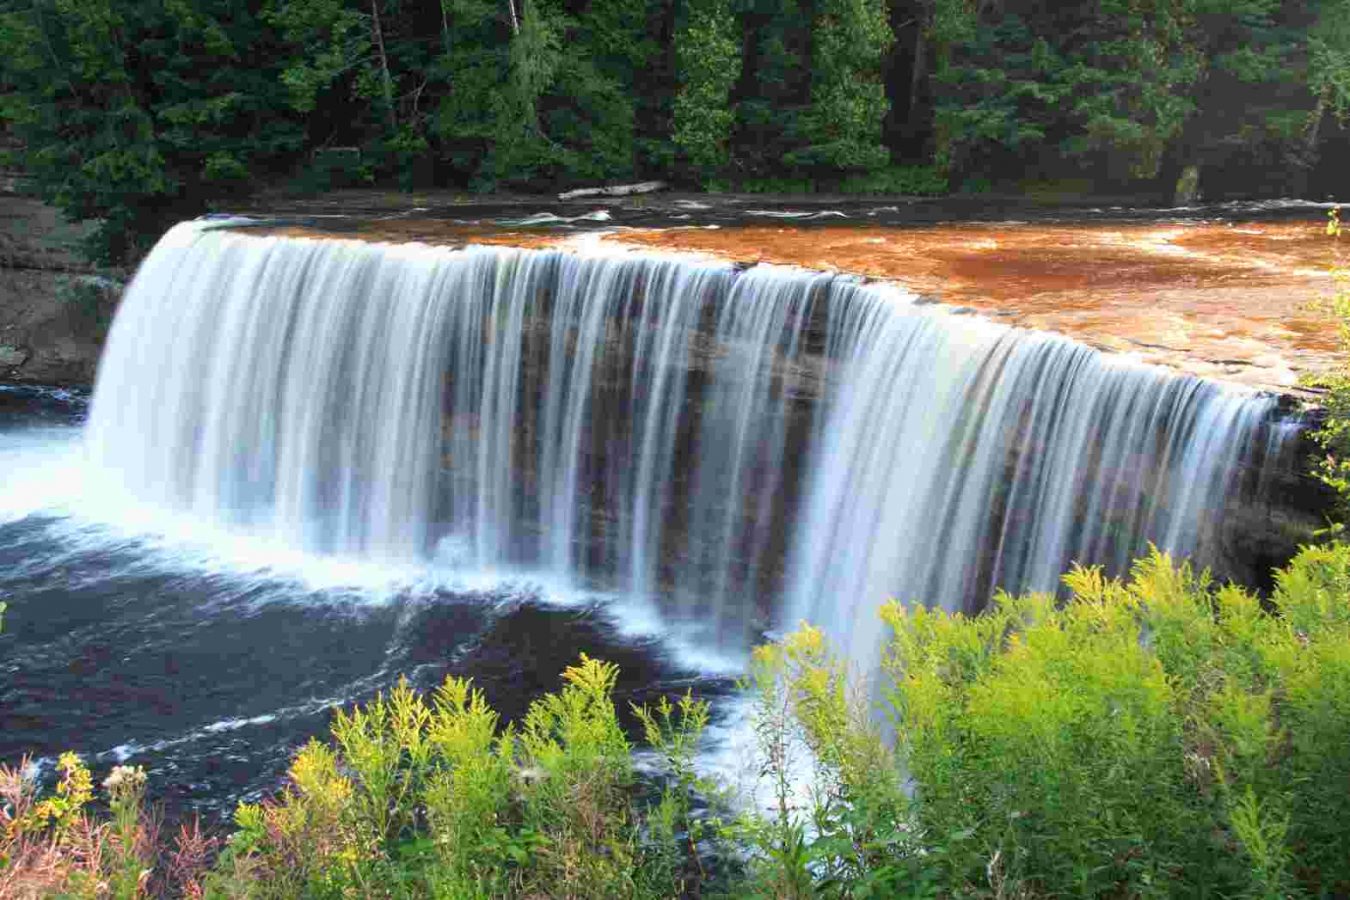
558;181;667;201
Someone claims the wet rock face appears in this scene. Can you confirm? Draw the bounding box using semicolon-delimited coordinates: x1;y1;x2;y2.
1209;423;1332;593
0;344;28;367
0;195;108;385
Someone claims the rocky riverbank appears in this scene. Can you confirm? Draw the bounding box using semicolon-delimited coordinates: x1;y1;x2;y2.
0;192;115;385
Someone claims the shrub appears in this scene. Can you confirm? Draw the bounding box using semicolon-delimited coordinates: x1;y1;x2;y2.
740;177;816;194
11;546;1350;896
837;165;949;196
737;628;917;899
749;544;1350;897
209;657;720;899
1306;207;1350;530
55;274;123;335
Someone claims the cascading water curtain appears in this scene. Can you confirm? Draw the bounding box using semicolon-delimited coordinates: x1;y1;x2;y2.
88;221;1294;667
783;289;1287;671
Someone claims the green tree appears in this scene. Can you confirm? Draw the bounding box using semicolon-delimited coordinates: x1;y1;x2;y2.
1158;0;1350;199
931;0;1350;196
427;0;509;182
0;0;306;264
729;0;812;181
792;0;895;174
1306;0;1350;167
673;0;740;178
264;0;371;116
934;1;1203;186
484;0;563;184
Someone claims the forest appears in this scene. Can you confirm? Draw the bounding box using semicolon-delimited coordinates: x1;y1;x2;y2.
1;0;1349;264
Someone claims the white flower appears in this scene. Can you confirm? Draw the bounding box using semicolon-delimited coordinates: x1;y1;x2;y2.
103;764;147;797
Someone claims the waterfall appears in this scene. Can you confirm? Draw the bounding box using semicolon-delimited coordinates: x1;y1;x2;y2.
784;291;1287;669
86;221;1292;663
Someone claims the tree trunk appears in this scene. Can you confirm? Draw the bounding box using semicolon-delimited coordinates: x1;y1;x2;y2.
439;0;452;58
1304;90;1328;158
1290;90;1328;198
370;0;396;128
506;0;519;35
908;17;926;125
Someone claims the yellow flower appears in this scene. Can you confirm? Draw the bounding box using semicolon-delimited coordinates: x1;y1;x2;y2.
33;752;93;832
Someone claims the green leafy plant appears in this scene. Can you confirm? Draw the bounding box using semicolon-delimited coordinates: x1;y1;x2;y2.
55;275;121;336
838;165;949;196
13;545;1350;896
209;656;724;898
749;544;1350;897
1304;207;1350;531
741;177;816;194
790;0;894;173
673;0;740;180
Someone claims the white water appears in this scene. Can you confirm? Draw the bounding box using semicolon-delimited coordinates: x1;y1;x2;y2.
785;296;1286;670
86;221;1291;668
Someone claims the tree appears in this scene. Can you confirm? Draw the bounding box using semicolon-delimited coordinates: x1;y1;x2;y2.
1304;0;1350;178
932;0;1350;196
428;0;509;182
0;0;306;264
672;0;740;178
728;0;812;181
1158;0;1345;199
792;0;894;174
483;0;562;184
933;1;1202;187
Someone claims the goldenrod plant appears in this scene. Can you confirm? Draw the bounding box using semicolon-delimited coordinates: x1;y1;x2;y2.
745;546;1350;898
206;655;721;899
736;629;913;899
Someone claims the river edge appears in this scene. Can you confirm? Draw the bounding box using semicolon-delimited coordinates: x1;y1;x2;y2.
1;190;1341;394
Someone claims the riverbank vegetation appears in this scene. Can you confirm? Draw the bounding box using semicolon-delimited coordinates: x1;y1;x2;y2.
6;544;1350;897
1307;206;1350;527
1;0;1349;263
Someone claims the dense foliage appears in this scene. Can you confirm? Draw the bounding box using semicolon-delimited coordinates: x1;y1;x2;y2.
1307;207;1350;527
2;0;1349;263
7;545;1350;896
747;544;1350;897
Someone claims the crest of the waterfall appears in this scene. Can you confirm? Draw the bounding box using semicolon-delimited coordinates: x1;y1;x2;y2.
87;221;1293;667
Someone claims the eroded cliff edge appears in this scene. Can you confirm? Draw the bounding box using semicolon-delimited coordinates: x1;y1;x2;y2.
0;190;111;385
